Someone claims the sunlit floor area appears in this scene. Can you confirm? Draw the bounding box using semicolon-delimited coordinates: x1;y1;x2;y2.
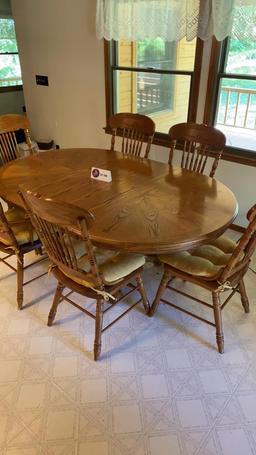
0;235;256;455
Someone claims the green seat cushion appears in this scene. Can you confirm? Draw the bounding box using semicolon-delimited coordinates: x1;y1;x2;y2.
159;235;237;278
99;252;145;284
0;206;38;246
60;247;145;286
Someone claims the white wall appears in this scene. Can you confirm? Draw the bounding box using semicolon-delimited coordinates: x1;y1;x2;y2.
11;0;255;226
11;0;108;148
0;0;25;116
0;90;25;115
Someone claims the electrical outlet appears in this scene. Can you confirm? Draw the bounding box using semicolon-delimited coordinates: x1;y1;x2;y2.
36;75;49;86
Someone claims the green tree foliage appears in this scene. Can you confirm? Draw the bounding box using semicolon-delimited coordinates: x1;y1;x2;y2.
229;39;255;55
221;5;256;90
137;38;165;63
0;19;17;52
0;18;21;86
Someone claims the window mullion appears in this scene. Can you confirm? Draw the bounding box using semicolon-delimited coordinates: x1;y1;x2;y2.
0;52;18;55
105;38;203;140
112;65;193;77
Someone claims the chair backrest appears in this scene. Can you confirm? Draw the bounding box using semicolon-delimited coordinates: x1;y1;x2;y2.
0;114;34;165
108;113;155;158
168;122;226;177
0;202;19;248
19;190;105;289
218;204;256;284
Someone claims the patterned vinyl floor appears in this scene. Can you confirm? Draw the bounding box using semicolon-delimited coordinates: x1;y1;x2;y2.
0;234;256;455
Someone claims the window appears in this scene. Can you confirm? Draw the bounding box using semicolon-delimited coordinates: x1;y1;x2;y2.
105;38;203;143
136;40;176;115
204;6;256;164
0;18;22;88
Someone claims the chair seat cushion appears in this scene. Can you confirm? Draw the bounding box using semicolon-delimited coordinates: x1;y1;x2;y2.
18;140;39;157
0;206;38;246
60;247;145;286
159;235;237;278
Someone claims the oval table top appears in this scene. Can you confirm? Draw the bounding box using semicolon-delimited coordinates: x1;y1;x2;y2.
0;148;238;254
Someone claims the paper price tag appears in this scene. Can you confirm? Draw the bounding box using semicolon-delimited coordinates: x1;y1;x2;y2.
91;167;112;182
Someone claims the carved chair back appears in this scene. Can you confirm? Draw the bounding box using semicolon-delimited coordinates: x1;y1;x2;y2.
218;204;256;284
0;202;19;248
0;114;34;165
168;122;226;177
19;190;105;289
109;113;155;158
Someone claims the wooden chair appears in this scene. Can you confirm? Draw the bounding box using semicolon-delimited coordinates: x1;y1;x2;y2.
20;190;149;360
0;201;47;309
108;113;155;158
0;114;35;165
168;122;226;177
150;204;256;353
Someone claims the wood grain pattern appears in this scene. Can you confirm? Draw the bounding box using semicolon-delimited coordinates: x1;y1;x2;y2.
0;148;238;254
0;201;46;309
0;114;34;165
109;113;155;158
150;204;256;353
168;122;226;177
19;190;149;360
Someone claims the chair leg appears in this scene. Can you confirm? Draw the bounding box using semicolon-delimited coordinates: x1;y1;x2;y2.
239;278;250;313
17;253;24;310
149;268;172;316
212;291;224;353
48;282;63;326
94;298;104;361
136;274;149;314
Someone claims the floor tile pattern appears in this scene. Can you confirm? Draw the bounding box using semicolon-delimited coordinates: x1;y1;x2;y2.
0;234;256;454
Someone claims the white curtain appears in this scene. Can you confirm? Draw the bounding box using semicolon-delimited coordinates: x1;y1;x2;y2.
96;0;201;42
199;0;256;41
96;0;256;42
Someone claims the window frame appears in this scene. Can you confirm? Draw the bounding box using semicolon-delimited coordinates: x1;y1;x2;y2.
129;41;177;116
0;17;23;92
104;38;204;147
204;38;256;167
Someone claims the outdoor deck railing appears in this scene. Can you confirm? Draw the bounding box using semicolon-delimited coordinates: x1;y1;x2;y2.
0;77;22;87
137;82;256;132
217;87;256;130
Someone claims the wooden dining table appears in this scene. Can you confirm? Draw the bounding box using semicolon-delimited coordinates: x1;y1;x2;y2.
0;148;238;254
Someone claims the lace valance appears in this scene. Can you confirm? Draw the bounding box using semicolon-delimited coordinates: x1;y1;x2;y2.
96;0;256;42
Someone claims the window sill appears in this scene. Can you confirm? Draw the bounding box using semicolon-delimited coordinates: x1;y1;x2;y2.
153;137;256;167
104;127;256;167
221;147;256;167
0;85;23;93
140;108;173;119
153;135;256;167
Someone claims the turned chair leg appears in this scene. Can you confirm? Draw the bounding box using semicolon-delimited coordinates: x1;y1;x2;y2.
136;274;149;313
17;253;24;310
149;268;172;316
212;291;224;353
239;278;250;313
48;282;64;326
94;299;104;361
